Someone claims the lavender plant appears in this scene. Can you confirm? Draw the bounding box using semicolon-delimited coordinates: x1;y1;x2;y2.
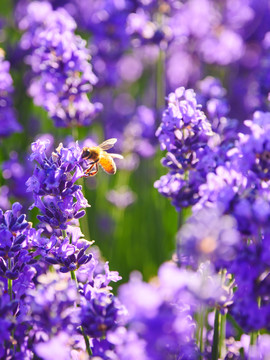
0;139;126;358
19;1;102;127
2;0;270;358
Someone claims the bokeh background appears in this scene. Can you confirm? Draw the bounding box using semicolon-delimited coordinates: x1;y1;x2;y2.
1;0;270;284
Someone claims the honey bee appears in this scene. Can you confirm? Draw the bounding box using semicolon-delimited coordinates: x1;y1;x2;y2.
81;138;123;177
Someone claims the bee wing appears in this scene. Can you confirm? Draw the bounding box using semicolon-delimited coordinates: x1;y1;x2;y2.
109;153;124;159
98;138;117;151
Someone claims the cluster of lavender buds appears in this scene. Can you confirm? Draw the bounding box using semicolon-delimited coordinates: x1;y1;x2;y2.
112;261;235;360
0;140;126;358
18;2;102;127
26;138;89;229
154;87;215;208
155;83;270;357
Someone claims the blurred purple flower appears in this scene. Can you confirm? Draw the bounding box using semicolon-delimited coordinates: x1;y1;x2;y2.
0;49;22;138
177;207;240;269
107;327;148;360
81;289;124;339
25;273;79;336
19;2;102;127
0;186;10;211
56;0;134;87
106;186;136;209
35;332;78;360
249;334;270;360
118;267;199;360
237;111;270;181
2;151;34;211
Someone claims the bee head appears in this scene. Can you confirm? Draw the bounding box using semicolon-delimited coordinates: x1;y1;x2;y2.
81;147;92;159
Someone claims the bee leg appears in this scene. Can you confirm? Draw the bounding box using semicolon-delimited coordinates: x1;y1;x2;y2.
83;163;95;177
88;163;99;177
84;163;99;177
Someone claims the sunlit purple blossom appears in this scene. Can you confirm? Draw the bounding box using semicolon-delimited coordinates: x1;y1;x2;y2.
35;332;84;360
107;327;148;360
81;290;124;339
156;87;213;153
237;111;270;181
26;139;89;229
154;169;205;209
24;273;80;350
158;262;234;311
196;76;230;128
225;228;270;333
177;207;240;269
248;334;270;359
0;202;34;281
127;5;173;47
118;268;199;360
45;235;92;273
155;87;216;209
196;160;270;236
19;2;102;127
77;252;122;291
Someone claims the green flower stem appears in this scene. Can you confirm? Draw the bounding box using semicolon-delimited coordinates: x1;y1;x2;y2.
250;331;257;346
72;268;92;357
8;258;12;301
70;269;78;287
70;268;92;357
81;326;92;356
156;48;165;111
71;126;91;242
8;278;12;301
212;308;220;360
199;308;205;359
72;126;79;140
249;297;261;351
178;210;184;230
78;177;91;242
8;258;15;351
155;9;165;112
219;312;226;359
196;306;206;360
61;230;92;357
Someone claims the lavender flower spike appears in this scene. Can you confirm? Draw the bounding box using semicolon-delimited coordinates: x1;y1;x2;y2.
19;2;102;127
155;87;215;209
26;139;89;229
